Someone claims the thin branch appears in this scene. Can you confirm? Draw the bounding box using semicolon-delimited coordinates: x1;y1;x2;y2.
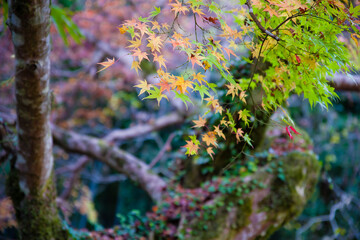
149;132;176;169
103;112;185;143
245;0;280;41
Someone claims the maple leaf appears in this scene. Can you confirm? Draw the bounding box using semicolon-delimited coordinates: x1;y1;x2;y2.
203;16;218;24
226;84;238;100
238;109;251;126
127;38;142;49
124;18;138;27
118;25;128;34
263;5;279;17
153;53;167;69
135;22;149;37
172;75;193;94
192;72;206;84
236;128;244;143
170;0;189;15
147;34;163;52
162;23;169;30
207;147;215;160
97;58;115;72
189;52;205;69
192;116;206;128
156;79;172;93
202;131;217;147
144;86;169;105
134;79;152;96
184;140;199;155
239;90;247;104
151;21;162;31
223;47;237;59
243;133;253;148
214;125;226;140
132;48;149;63
131;60;141;74
192;7;205;16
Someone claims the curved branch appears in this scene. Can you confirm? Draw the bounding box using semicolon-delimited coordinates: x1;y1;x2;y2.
52;125;166;202
104;112;185;143
245;0;280;41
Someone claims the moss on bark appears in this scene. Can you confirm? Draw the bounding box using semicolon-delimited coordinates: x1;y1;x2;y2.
6;166;69;240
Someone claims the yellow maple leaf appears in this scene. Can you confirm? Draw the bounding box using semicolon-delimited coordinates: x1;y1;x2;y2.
192;72;206;84
97;58;115;72
172;75;193;94
226;84;238;100
214;125;226;140
134;80;152;96
127;38;142;49
153;53;167;69
147;34;163;52
131;61;141;75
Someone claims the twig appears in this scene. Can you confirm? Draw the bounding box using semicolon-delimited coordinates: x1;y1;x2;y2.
149;132;176;169
245;0;280;41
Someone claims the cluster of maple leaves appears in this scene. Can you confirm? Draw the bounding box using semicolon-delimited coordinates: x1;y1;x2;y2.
97;0;360;158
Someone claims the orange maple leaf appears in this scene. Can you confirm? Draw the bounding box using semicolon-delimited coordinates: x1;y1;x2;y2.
236;128;244;143
192;116;206;128
132;48;149;63
131;60;141;74
97;58;115;72
189;52;205;69
223;47;237;59
172;75;193;94
170;0;189;15
202;131;217;147
184;140;199;155
156;79;172;93
207;147;215;160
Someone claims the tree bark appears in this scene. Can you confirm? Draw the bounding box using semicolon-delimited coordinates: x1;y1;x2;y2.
7;1;67;239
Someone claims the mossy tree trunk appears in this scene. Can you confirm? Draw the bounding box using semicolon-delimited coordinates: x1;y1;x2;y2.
7;1;68;239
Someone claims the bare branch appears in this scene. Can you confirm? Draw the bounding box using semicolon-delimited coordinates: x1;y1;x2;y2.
328;73;360;92
52;125;166;202
56;156;91;200
104;112;184;143
149;132;176;169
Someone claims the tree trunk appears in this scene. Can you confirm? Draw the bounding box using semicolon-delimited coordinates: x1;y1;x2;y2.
7;1;68;239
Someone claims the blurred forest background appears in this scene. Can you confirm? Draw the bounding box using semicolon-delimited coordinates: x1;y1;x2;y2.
0;0;359;239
